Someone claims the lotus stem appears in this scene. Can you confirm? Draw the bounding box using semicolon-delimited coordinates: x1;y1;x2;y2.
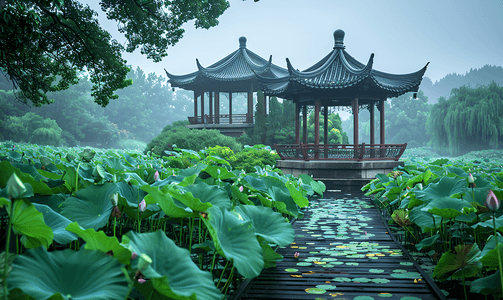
189;217;194;254
75;162;81;195
493;213;503;296
222;266;235;295
216;260;230;288
462;276;467;300
3;199;14;300
113;217;117;238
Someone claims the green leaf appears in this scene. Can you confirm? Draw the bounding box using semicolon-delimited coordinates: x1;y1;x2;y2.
422;197;473;219
141;185;194;218
32;203;78;245
285;181;309;207
203;206;264;278
235;205;294;246
261;243;283;268
433;244;482;281
415;176;467;203
66;222;131;266
180;181;232;210
470;270;503;295
415;234;440;251
9;199;53;249
7;248;128;300
123;230;221;300
61;183;115;230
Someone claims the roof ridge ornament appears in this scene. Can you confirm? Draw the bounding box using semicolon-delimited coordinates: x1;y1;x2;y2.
239;36;247;48
333;29;345;49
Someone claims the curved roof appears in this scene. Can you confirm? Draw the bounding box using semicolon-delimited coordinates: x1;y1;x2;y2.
165;37;288;93
257;29;429;102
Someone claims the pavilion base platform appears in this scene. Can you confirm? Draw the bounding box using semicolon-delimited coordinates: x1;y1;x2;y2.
185;123;254;137
277;160;404;191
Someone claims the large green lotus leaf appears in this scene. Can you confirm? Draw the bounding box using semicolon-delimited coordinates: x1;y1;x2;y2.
235;205;294;246
270;186;300;218
285;181;308;207
415;177;467;203
409;206;441;232
103;157;129;174
446;166;467;178
0;161;52;196
406;169;433;186
391;209;412;227
168;186;212;213
122;230;221;300
415;234;440;251
261;243;283;268
33;203;77;245
472;215;503;232
65;222;131;265
178;164;207;178
244;175;268;192
470;270;502;295
310;180;326;196
181;182;232;210
480;242;503;268
433;244;482;281
56;163;78;191
8;248;128;300
422;197;473;219
430;158;449;166
9;199;53;249
61;183;115;230
204;206;264;278
141;185;193;218
201;165;235;181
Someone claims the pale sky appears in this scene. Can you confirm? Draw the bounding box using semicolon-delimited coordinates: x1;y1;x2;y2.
89;0;503;83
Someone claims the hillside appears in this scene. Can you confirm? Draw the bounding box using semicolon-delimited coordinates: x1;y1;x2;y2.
419;64;503;103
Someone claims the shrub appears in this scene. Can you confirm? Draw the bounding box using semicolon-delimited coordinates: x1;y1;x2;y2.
232;147;280;173
146;125;242;156
3;112;63;146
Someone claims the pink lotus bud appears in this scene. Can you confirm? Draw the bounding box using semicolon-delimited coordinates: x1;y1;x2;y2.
131;252;138;260
468;173;475;184
138;278;146;284
294;252;300;259
154;170;159;181
485;190;500;212
139;199;147;212
239;186;244;192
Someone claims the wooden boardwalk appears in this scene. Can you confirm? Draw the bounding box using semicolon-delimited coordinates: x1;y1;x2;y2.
231;191;445;300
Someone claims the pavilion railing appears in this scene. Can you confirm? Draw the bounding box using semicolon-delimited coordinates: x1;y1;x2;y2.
274;143;407;161
188;114;253;125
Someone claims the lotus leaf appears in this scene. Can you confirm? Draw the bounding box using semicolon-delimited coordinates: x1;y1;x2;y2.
9;199;53;248
433;244;482;281
33;203;78;245
415;177;467;203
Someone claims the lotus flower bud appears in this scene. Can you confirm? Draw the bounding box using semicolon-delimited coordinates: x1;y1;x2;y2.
239;186;244;192
294;252;300;259
138;278;146;284
7;173;26;199
468;173;476;188
485;190;500;212
131;252;138;260
139;199;146;212
154;170;159;181
137;253;152;272
110;193;119;207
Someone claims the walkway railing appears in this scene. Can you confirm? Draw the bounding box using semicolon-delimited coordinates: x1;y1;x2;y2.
274;143;407;161
188;114;253;125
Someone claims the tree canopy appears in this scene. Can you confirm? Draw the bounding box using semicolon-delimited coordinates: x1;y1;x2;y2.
0;0;229;107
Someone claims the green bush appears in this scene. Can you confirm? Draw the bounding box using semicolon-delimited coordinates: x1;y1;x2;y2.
146;124;242;156
3;112;63;146
232;146;280;173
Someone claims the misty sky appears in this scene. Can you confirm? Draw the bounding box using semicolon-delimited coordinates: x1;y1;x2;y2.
89;0;503;83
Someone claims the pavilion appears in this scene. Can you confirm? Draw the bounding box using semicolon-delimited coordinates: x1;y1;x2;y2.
257;29;429;189
165;37;287;137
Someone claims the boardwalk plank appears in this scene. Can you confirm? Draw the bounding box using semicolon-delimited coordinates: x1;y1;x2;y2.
231;191;445;300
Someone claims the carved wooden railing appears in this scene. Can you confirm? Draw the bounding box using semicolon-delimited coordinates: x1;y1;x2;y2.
275;143;407;161
188;114;253;125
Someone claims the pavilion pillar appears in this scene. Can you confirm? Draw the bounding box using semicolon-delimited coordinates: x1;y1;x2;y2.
370;102;375;158
214;92;220;124
247;90;253;123
193;91;198;124
266;96;269;115
209;92;213;124
352;98;359;158
295;101;300;144
314;99;321;159
302;105;307;144
323;104;328;158
380;98;385;157
229;93;232;124
200;92;205;124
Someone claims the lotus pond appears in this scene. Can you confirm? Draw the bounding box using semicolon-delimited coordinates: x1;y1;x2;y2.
0;142;326;300
363;150;503;299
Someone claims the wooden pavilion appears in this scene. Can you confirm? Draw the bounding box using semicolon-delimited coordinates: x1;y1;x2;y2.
257;29;429;189
165;37;287;137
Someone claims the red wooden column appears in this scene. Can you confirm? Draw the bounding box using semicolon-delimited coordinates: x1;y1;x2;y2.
247;91;253;123
200;92;205;123
323;104;328;158
370;102;375;158
352;98;359;158
229;93;232;124
302;105;308;144
193;91;198;124
314;99;321;159
380;98;385;157
295;101;300;144
209;91;213;124
214;92;220;124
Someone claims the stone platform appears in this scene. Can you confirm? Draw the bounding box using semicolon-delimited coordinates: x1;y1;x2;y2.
276;160;404;191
